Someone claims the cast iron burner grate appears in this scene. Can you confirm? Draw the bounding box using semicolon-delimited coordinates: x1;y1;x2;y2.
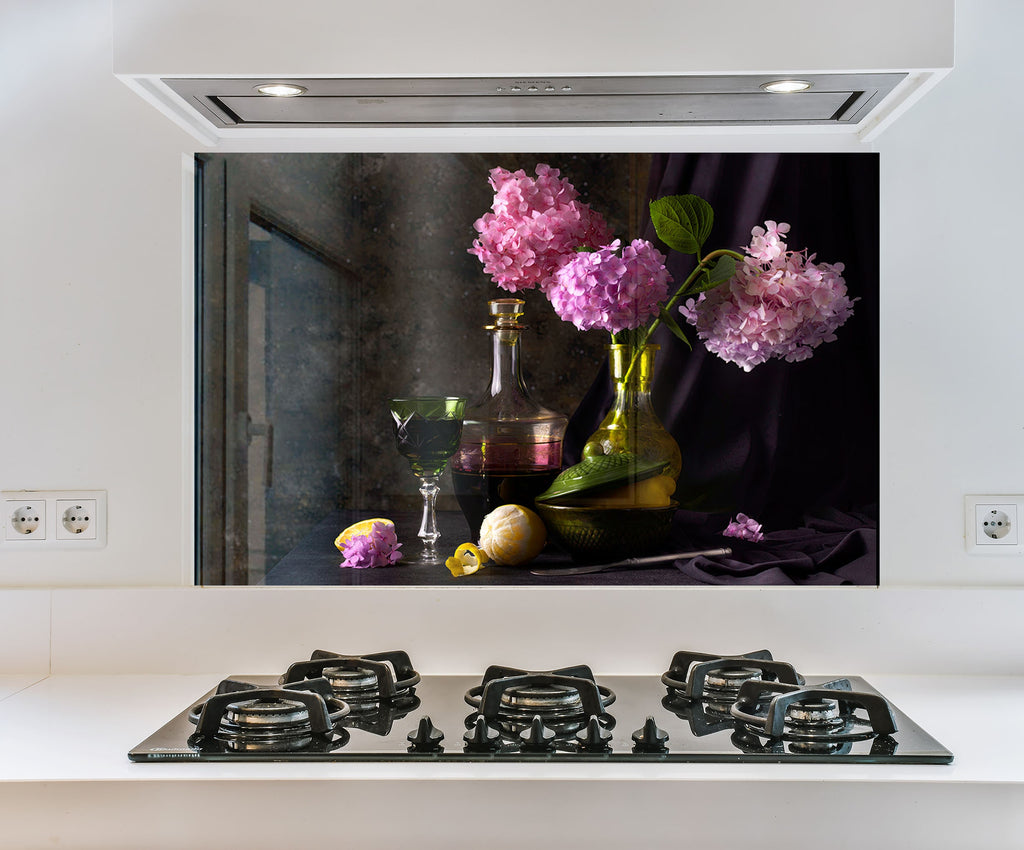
661;649;805;703
463;665;617;750
281;650;420;700
661;649;806;737
187;676;351;753
279;649;421;734
729;677;899;752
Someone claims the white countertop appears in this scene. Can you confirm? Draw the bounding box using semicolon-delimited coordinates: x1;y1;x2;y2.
1;672;1022;849
0;672;1020;784
0;675;47;703
4;585;1024;847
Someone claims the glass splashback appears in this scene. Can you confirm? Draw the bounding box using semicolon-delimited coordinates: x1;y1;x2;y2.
196;153;879;587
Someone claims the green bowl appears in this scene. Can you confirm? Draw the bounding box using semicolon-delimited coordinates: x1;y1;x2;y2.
536;453;668;503
534;501;679;563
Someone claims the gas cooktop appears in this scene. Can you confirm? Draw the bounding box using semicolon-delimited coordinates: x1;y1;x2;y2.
128;649;953;764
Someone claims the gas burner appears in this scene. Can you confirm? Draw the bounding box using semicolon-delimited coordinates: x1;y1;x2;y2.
728;726;857;756
280;649;421;708
343;699;421;736
187;677;351;753
465;665;616;742
661;692;736;737
730;677;899;746
661;649;804;707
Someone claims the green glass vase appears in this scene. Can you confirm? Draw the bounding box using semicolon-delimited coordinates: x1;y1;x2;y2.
582;344;681;485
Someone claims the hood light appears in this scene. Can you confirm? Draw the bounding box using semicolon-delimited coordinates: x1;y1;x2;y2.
255;83;307;97
760;80;813;94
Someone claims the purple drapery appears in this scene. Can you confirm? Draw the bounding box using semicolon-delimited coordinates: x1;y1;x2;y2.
564;153;880;585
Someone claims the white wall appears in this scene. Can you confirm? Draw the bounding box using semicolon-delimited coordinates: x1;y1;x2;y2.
875;0;1024;584
0;0;1021;588
1;0;195;586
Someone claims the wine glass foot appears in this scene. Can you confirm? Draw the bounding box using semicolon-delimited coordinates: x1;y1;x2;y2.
413;534;443;564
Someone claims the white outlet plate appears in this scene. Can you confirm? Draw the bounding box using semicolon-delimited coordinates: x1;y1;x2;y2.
4;499;46;541
965;495;1024;555
0;490;107;549
56;498;98;540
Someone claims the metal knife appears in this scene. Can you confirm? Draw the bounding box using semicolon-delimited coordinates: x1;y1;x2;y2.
529;547;732;577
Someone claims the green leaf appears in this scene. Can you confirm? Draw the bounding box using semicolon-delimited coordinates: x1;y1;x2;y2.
649;195;714;255
659;307;692;350
688;255;737;296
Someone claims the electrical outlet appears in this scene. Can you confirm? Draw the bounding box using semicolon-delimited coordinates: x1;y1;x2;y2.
978;505;1015;541
4;499;46;541
965;495;1024;555
0;490;106;549
56;499;98;540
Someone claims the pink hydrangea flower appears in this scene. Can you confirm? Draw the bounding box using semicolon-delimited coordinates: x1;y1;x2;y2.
340;521;403;569
469;164;613;294
680;222;855;371
746;220;790;263
547;239;672;334
723;513;765;542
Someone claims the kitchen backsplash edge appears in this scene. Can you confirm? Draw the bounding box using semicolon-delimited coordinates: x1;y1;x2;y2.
0;590;50;674
6;585;1015;677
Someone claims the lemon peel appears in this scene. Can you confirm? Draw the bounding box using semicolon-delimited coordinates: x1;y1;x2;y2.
335;518;395;553
477;504;547;566
446;542;490;577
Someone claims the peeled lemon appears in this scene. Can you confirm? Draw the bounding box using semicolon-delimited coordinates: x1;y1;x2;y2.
477;504;547;566
445;542;489;577
334;518;395;552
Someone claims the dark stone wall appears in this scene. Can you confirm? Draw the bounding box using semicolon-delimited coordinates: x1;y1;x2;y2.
203;153;651;565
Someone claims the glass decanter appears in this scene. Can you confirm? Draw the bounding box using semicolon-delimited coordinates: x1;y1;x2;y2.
451;299;568;540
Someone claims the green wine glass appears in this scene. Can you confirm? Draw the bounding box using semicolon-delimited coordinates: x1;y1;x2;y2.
388;396;467;563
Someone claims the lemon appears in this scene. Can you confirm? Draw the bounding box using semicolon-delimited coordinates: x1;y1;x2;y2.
477;504;547;566
584;474;676;508
334;518;395;552
445;542;490;577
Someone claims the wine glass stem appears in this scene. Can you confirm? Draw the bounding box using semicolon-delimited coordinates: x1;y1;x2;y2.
417;475;441;561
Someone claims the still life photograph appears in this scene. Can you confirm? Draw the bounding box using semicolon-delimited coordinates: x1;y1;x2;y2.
195;151;879;587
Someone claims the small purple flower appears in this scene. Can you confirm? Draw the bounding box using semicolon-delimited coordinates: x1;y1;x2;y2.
340;522;403;569
723;513;765;543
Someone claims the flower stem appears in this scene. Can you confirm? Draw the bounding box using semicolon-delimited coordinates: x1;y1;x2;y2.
620;248;745;383
665;248;745;314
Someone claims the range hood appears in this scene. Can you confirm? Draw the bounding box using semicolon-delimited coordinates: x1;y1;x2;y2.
162;74;907;129
113;0;953;147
